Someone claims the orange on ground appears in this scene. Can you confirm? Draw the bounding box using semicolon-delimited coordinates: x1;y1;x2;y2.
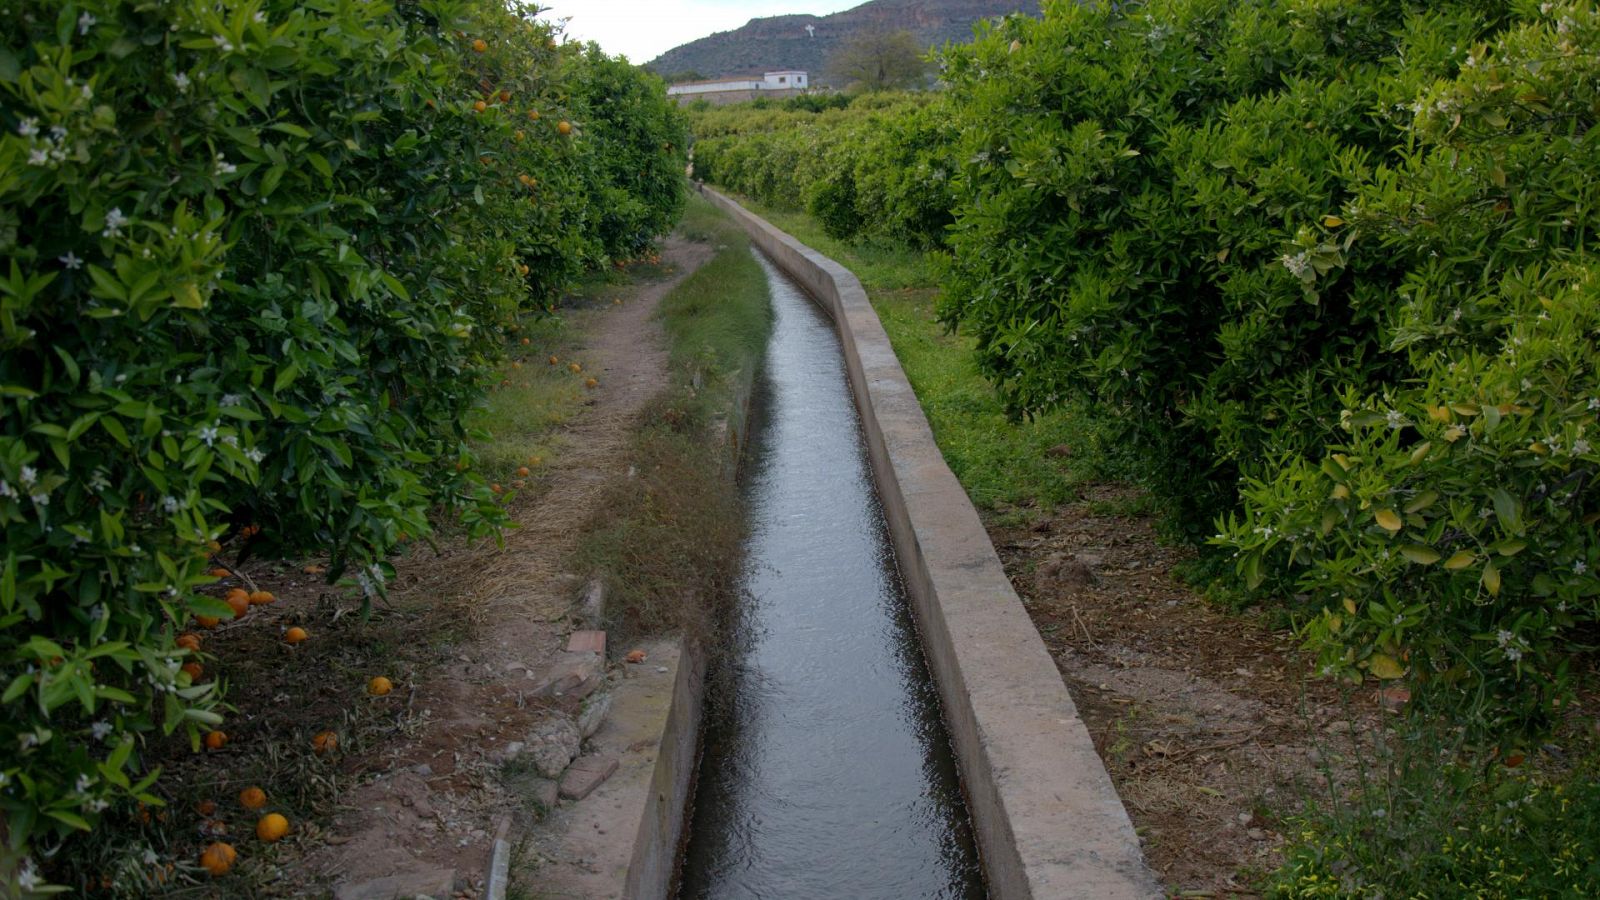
528;109;540;121
516;466;530;477
225;587;249;604
557;120;572;135
209;567;230;578
585;377;598;389
196;614;221;629
473;100;487;113
520;337;530;345
176;633;201;652
368;675;394;696
225;593;250;619
304;564;326;574
471;38;487;52
284;626;309;644
196;799;217;817
490;483;502;494
499;90;511;102
625;649;647;664
249;590;274;605
312;730;340;754
257;813;290;843
199;842;236;876
203;731;228;751
181;662;203;682
206;540;222;553
238;787;267;810
568;362;581;374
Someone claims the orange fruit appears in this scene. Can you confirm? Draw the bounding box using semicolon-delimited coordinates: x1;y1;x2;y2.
256;813;289;842
471;38;487;53
568;362;581;374
473;100;487;113
625;649;647;664
248;590;274;605
585;377;598;389
181;662;204;682
557;120;572;135
368;676;394;696
225;593;250;620
499;90;511;102
514;130;524;142
518;264;530;276
548;355;559;366
520;337;530;345
197;799;217;817
206;540;222;553
199;842;236;876
196;614;221;629
1504;751;1526;768
312;730;339;754
284;626;309;644
176;633;202;652
527;109;541;121
526;456;542;467
304;563;326;574
204;731;228;751
209;567;230;578
489;483;502;494
516;466;530;477
238;787;267;810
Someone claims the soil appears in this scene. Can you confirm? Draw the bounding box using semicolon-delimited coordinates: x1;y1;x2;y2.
292;234;716;895
991;484;1389;897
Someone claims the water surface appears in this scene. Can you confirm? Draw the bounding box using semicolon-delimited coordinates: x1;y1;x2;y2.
677;251;985;899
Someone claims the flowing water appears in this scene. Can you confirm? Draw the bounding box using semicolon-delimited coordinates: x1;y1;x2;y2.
676;252;985;899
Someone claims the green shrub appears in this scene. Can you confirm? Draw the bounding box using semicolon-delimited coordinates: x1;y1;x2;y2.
0;0;683;883
1222;4;1600;736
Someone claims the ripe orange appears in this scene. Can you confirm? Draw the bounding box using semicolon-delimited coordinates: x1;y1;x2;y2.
489;483;502;494
473;100;487;113
499;90;511;103
225;593;250;620
625;649;647;664
304;564;326;575
312;730;339;754
568;362;581;374
197;799;217;817
519;264;530;276
368;676;394;696
176;633;202;652
204;731;228;751
585;377;598;389
528;109;541;121
548;355;559;366
196;614;221;629
284;626;309;645
199;842;236;876
257;813;290;843
181;662;204;682
209;568;230;578
248;590;274;605
471;38;487;53
520;337;530;345
206;540;223;553
557;120;572;135
516;466;530;477
239;787;267;810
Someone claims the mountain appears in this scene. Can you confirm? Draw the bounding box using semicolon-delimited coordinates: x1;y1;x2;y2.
646;0;1040;83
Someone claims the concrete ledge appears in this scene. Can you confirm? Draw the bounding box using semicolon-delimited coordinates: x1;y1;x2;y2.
698;185;1161;899
625;639;707;900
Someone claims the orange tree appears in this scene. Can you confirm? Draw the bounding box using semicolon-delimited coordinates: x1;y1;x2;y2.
0;0;683;885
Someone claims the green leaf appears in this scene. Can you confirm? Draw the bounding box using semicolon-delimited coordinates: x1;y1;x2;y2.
1400;545;1441;565
1369;654;1405;680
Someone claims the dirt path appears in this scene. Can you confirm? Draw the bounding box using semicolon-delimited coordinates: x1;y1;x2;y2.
302;235;715;896
992;485;1385;896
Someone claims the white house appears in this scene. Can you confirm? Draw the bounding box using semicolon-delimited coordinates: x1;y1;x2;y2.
667;71;809;99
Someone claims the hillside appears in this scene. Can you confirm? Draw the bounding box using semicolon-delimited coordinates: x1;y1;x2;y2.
647;0;1040;83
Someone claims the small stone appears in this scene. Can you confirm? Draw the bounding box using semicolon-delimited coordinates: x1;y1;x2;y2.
529;777;559;811
1248;828;1267;841
412;764;434;777
526;715;581;779
1325;720;1353;735
654;666;668;674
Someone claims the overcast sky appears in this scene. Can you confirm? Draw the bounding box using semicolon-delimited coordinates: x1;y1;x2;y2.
540;0;862;64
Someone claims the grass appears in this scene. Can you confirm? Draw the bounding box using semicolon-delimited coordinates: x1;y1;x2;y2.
577;193;773;642
729;199;1137;521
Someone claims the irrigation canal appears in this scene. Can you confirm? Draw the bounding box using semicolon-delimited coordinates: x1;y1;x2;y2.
676;251;986;898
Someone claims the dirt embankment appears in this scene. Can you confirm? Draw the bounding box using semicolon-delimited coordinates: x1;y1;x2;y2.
992;486;1386;897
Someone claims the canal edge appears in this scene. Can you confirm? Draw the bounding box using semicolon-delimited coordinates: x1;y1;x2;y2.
696;183;1163;900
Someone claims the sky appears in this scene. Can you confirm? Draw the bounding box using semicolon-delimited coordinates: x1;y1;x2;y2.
539;0;862;64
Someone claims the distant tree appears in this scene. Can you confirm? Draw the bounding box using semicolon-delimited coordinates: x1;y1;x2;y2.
662;69;708;84
825;29;927;92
